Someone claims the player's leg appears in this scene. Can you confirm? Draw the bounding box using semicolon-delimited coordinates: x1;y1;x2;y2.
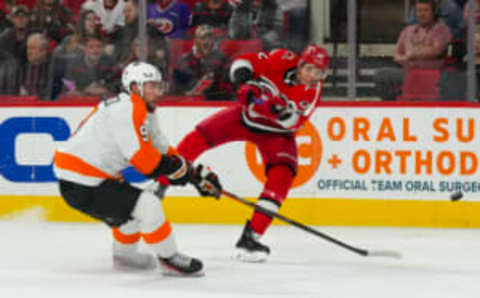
131;191;203;276
58;179;203;276
177;105;246;162
112;219;157;270
234;134;297;262
234;164;294;262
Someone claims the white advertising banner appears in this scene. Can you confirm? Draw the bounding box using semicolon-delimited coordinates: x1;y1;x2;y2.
0;105;479;201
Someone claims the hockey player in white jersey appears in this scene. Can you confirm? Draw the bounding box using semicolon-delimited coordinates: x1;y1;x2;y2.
53;62;222;276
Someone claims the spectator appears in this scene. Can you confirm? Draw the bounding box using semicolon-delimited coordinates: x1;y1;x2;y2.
0;5;30;65
30;0;74;43
48;9;100;100
191;0;233;32
20;33;51;99
173;25;233;100
61;9;99;55
408;0;465;38
0;49;20;95
147;0;191;38
82;0;125;40
112;0;167;65
373;0;452;101
112;37;169;89
61;34;116;98
229;0;283;50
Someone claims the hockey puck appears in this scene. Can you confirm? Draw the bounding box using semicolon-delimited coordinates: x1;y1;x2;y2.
450;191;463;202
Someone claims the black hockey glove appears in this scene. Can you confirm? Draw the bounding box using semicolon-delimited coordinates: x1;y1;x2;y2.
157;155;193;186
190;164;222;199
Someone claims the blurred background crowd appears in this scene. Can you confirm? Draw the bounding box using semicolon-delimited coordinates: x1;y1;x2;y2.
0;0;478;102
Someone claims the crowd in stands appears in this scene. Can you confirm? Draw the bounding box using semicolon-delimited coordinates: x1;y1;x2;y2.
2;0;477;102
0;0;309;101
375;0;480;102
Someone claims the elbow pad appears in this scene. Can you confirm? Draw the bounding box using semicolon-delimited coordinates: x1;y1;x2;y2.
232;68;253;88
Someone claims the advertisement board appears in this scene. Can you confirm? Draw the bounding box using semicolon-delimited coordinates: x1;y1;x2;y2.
0;102;479;227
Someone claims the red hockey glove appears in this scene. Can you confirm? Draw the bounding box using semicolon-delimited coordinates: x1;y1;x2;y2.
237;81;262;105
190;164;222;199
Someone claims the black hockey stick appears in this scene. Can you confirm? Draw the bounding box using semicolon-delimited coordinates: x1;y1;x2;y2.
222;190;402;259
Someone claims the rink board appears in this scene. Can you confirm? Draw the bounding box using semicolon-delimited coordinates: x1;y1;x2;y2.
0;101;480;227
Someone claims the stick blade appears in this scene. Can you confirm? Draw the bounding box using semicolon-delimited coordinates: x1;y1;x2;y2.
367;250;403;259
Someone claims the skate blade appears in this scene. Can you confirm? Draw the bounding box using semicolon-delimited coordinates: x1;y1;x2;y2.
159;264;205;277
113;254;157;271
233;248;268;263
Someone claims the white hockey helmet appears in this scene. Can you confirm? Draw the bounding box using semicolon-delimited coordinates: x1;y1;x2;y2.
121;61;163;95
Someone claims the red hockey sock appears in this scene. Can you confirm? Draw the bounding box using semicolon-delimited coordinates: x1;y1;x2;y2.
176;128;210;162
250;165;294;235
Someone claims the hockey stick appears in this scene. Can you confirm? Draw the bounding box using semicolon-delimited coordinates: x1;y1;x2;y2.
221;190;402;259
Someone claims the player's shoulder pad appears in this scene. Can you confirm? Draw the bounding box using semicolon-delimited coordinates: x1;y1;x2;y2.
267;48;300;69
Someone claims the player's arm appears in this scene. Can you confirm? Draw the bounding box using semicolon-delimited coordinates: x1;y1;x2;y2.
110;102;191;185
229;52;270;88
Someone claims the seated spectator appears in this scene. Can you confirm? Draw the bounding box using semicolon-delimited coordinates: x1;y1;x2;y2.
0;5;30;65
82;0;125;40
61;34;116;98
191;0;233;33
173;25;233;100
60;9;99;55
373;0;452;101
147;0;191;38
112;36;169;88
20;33;51;99
228;0;283;50
30;0;74;43
0;49;20;95
127;37;168;74
112;0;166;65
48;9;100;100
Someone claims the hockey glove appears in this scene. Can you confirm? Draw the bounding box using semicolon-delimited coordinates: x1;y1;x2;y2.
191;164;222;199
158;155;193;186
237;81;262;105
270;97;300;128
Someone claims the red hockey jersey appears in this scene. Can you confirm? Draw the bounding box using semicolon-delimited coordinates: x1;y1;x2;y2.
230;49;323;133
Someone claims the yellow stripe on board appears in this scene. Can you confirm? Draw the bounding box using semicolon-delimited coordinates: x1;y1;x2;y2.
0;195;480;227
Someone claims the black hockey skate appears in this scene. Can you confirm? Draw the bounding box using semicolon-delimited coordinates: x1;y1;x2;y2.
158;252;204;276
234;221;270;262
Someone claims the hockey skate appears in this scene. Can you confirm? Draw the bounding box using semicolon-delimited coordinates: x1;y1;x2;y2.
158;252;204;276
234;221;270;262
113;252;157;270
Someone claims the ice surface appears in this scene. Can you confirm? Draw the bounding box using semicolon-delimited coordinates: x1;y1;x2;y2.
0;221;479;298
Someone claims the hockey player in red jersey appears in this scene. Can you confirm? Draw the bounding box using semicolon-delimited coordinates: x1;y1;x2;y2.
177;45;329;262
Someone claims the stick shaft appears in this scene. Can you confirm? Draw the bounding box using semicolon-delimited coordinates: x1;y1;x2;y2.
221;190;369;256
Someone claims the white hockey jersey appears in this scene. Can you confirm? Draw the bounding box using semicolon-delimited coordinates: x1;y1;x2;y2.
82;0;125;33
54;92;173;186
